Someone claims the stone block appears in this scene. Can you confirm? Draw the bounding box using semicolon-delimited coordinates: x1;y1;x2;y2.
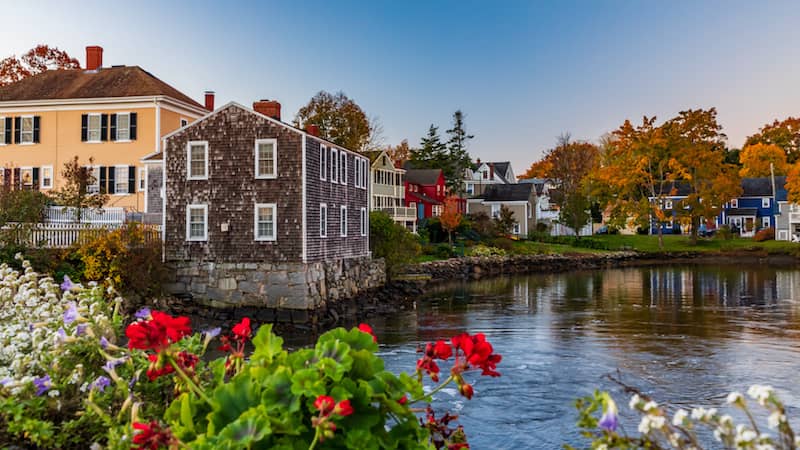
238;281;258;293
267;271;288;285
206;287;229;302
190;283;207;294
164;282;186;294
251;271;266;282
288;270;307;285
219;278;237;290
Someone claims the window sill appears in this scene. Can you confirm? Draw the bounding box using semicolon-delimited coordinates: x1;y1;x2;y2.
19;142;36;146
255;175;277;180
85;141;103;144
114;140;133;143
186;238;207;242
112;193;130;196
255;237;277;242
187;176;209;181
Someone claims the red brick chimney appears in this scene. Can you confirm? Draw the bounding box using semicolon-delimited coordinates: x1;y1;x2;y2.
204;91;215;111
489;163;494;179
305;124;320;137
253;100;281;121
86;46;103;70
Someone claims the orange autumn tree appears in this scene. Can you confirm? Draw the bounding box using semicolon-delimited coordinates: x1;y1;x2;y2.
0;44;79;86
440;197;463;245
786;163;800;204
745;117;800;163
519;156;554;180
738;142;788;177
386;139;412;166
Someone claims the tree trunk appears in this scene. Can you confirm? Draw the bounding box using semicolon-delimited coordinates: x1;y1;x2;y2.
690;215;699;245
657;223;664;250
448;230;452;245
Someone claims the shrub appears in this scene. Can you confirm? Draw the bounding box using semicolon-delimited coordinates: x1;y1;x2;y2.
369;211;420;277
76;223;166;298
753;227;775;242
433;242;456;259
468;244;507;257
715;225;733;241
489;237;515;252
466;212;496;239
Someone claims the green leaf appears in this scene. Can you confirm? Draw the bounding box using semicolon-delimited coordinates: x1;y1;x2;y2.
217;406;271;447
251;324;285;365
208;373;261;435
289;368;326;398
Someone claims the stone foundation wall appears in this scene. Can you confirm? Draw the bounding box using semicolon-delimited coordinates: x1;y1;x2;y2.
165;256;385;314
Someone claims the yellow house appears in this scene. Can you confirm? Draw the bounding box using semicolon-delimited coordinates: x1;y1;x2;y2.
0;46;210;212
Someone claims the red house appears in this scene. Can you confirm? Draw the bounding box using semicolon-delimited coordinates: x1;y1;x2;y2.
404;168;446;219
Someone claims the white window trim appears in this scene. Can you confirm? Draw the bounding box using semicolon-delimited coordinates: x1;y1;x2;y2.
340;205;347;237
115;112;132;142
320;145;327;181
87;113;102;143
254;138;278;179
186;204;208;241
360;207;367;236
113;165;129;195
138;167;147;192
40;165;53;189
341;151;347;185
187;140;209;180
86;165;101;194
254;203;277;241
320;203;328;238
762;197;770;208
762;216;771;228
731;198;738;209
354;155;360;188
0;116;6;146
19;166;33;187
331;148;339;183
664;200;673;210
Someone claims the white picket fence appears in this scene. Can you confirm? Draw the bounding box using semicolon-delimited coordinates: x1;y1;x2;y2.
44;206;126;224
3;223;161;248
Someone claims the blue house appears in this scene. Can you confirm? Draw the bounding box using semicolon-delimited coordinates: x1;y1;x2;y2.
649;182;690;235
718;177;786;237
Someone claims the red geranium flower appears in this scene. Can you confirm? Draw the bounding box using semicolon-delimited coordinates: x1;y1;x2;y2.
459;383;474;400
334;399;354;417
232;317;251;340
132;421;174;450
398;395;408;405
357;323;377;343
314;395;335;416
151;311;192;344
126;311;191;352
434;340;452;360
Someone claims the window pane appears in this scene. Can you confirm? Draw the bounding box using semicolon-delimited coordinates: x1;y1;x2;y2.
21;117;33;143
117;114;130;140
189;208;205;238
258;143;274;176
115;167;128;193
257;206;274;238
88;115;101;141
190;145;206;177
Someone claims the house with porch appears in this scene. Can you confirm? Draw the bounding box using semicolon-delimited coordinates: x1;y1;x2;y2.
404;167;447;219
464;159;517;197
364;150;416;232
648;182;691;235
466;183;536;237
720;177;785;238
0;45;209;214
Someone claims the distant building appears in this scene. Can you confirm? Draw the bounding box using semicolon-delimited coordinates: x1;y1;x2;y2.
720;177;785;238
467;183;536;237
464;159;516;197
364;150;416;232
404;168;447;219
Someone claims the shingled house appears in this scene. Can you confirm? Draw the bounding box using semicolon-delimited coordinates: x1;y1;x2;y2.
156;101;381;316
467;183;537;237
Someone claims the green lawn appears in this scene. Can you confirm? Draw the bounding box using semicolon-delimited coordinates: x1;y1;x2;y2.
589;234;800;254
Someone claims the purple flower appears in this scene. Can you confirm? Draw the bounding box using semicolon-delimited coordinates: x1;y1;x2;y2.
28;323;34;332
60;275;74;292
91;376;111;393
33;375;51;396
128;374;138;391
598;394;619;432
204;327;221;339
102;357;128;375
99;336;110;349
56;328;67;342
75;323;88;336
63;302;78;326
134;307;151;320
0;378;11;387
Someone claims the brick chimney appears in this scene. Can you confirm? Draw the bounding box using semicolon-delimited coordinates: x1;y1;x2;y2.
85;46;103;70
204;91;215;111
305;124;320;137
253;100;281;121
489;163;494;179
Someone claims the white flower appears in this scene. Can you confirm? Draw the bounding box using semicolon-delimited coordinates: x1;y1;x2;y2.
726;392;744;404
672;409;688;426
767;411;785;429
638;414;666;434
747;385;774;406
735;424;757;445
629;394;641;410
642;400;658;412
691;407;717;421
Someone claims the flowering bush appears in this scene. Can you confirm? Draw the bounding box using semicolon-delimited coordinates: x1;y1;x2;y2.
573;385;800;449
0;257;502;449
467;244;507;257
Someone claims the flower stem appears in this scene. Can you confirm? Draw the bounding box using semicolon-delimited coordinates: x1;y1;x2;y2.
169;357;212;406
308;428;320;450
411;375;454;403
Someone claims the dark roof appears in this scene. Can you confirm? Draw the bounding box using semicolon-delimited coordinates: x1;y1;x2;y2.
654;181;692;197
362;150;382;163
741;177;786;198
727;208;759;216
0;66;203;109
487;162;512;182
475;183;534;202
407;191;441;205
405;169;442;185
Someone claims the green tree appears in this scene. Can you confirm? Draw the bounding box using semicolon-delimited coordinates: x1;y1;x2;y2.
51;156;108;221
294;91;373;151
445;110;474;194
412;125;448;167
745;117;800;163
494;206;516;235
369;211;420;277
0;188;50;248
546;134;598;238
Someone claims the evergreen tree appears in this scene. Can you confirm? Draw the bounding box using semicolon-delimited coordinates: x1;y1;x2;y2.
412;125;448;167
445;110;474;195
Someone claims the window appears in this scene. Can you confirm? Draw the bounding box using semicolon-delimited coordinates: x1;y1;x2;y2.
41;166;53;189
20;168;33;187
664;200;673;210
20;116;34;144
360;207;367;236
731;199;738;209
116;113;130;141
255;139;277;179
254;203;277;241
331;148;338;183
762;198;770;208
0;118;5;145
466;184;474;195
180;118;189;127
115;166;129;194
363;159;369;189
762;216;771;229
513;223;521;235
354;156;360;187
491;204;500;218
187;141;208;180
320;145;327;181
87;114;102;142
340;205;347;236
340;151;347;184
138;167;146;191
186;204;208;241
87;166;100;193
320;203;327;238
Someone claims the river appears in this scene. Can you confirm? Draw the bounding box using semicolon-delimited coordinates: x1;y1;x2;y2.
343;264;800;448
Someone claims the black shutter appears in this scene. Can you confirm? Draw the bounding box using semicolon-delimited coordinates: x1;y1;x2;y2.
13;168;20;190
128;166;135;194
110;114;117;141
4;118;11;144
99;166;107;194
129;113;137;140
108;167;115;194
2;169;9;190
32;168;39;190
101;114;108;141
14;117;20;144
32;116;40;143
81;115;88;142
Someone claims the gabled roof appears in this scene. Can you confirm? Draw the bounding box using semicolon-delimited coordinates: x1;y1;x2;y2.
0;66;204;109
408;191;442;205
488;162;512;182
654;181;692;197
405;168;443;185
362;150;383;163
741;177;786;198
475;183;534;202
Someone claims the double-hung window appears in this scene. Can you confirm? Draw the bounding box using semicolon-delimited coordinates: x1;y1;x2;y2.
731;199;738;209
87;114;102;142
340;205;347;236
331;148;338;183
360;207;367;236
320;145;327;180
491;204;500;218
87;166;100;193
41;166;53;189
186;204;208;241
254;203;277;241
255;139;277;178
320;204;328;238
340;151;347;184
138;167;146;191
116;113;130;141
762;216;771;229
762;197;770;208
354;156;360;187
115;166;129;194
187;141;208;180
20;116;34;144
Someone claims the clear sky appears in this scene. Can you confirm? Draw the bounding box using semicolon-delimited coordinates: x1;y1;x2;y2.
5;1;800;174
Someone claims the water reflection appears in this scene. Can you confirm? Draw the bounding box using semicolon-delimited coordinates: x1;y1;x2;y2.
369;265;800;448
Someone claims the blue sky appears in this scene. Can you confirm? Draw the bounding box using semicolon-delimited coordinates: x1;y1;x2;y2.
5;1;800;174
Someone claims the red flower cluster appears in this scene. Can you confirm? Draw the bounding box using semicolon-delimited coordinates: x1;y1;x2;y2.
232;317;252;340
219;317;252;376
357;323;377;343
451;332;501;378
132;421;176;449
146;351;199;381
312;395;354;442
416;340;452;382
126;311;191;352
